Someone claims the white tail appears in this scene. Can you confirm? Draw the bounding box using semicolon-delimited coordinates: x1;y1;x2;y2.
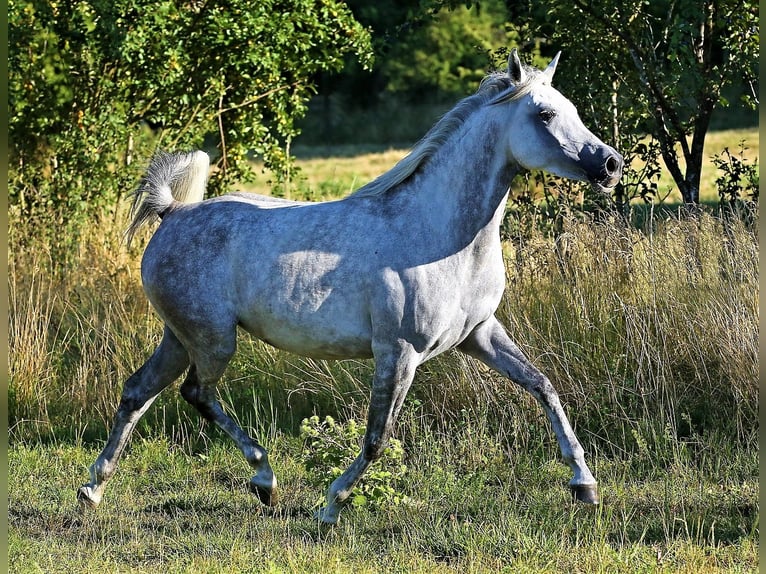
125;150;209;245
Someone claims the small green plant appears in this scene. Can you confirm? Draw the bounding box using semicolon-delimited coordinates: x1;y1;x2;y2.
299;415;408;509
712;141;759;221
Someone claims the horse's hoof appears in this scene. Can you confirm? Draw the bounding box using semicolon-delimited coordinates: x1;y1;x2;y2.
570;483;599;505
314;507;339;526
77;485;101;509
249;475;277;506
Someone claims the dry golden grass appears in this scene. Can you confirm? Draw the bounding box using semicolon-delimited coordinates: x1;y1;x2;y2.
9;227;159;439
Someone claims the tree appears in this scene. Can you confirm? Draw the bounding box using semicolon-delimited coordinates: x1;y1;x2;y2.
379;1;512;101
504;0;758;205
9;0;373;243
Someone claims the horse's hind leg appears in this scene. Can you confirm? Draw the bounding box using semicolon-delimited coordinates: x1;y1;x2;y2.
459;316;599;504
179;336;277;506
78;326;189;508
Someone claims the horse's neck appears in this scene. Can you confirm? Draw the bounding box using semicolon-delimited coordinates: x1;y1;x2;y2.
401;120;517;246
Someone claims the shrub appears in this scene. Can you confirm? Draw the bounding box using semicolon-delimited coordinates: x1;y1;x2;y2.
299;415;408;509
712;141;759;222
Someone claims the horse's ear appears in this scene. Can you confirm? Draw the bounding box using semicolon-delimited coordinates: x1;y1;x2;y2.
508;48;526;84
543;51;562;81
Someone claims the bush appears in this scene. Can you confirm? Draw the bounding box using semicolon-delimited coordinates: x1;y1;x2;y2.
9;0;373;263
712;141;759;222
299;415;408;509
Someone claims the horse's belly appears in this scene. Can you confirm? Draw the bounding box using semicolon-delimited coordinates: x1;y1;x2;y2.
239;310;374;360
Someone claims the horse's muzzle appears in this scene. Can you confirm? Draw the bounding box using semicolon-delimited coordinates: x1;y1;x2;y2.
597;152;624;189
580;144;624;191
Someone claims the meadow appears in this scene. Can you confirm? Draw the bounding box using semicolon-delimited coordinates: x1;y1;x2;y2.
8;128;759;572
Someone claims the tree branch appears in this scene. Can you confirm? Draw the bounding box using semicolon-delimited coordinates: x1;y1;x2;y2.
217;82;303;115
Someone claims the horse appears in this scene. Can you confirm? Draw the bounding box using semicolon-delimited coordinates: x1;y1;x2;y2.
78;49;623;524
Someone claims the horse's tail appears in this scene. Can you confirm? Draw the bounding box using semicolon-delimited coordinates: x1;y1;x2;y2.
125;150;210;246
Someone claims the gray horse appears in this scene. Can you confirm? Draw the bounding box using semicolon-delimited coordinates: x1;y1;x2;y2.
78;49;623;524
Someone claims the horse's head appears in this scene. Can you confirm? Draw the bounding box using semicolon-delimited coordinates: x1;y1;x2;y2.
497;50;623;192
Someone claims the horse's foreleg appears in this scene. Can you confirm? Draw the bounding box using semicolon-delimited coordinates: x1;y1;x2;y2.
78;327;189;508
316;346;418;525
180;354;276;506
459;316;599;504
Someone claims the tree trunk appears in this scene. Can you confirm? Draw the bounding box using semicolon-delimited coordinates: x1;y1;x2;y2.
678;176;700;205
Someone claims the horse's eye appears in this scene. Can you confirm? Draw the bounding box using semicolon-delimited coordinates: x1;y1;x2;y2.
538;109;556;124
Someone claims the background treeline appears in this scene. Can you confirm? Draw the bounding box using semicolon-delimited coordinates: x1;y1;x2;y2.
9;0;758;258
301;0;760;145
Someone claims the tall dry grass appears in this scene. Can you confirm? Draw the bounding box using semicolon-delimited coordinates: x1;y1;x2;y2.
8;208;758;461
9;219;157;441
500;212;758;455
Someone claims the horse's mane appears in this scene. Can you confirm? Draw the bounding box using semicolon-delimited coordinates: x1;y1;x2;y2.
349;64;545;198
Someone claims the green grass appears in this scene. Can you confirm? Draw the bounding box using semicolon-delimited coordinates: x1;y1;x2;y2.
9;415;758;573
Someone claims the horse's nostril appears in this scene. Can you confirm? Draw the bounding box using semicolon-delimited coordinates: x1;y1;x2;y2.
605;155;621;175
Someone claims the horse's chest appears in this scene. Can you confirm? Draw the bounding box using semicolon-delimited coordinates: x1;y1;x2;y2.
384;250;505;354
453;257;506;320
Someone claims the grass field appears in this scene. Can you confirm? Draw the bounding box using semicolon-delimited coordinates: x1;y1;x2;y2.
8;127;759;572
8;422;758;572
